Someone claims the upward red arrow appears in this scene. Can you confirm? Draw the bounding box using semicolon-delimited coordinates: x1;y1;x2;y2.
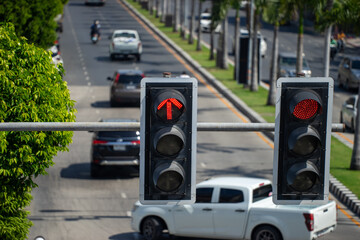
157;98;183;120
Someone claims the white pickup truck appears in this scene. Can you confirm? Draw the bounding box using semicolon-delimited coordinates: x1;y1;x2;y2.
131;176;337;240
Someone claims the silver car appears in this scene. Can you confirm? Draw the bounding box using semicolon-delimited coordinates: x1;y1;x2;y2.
277;52;311;78
340;95;358;132
107;69;145;107
109;29;142;61
337;56;360;90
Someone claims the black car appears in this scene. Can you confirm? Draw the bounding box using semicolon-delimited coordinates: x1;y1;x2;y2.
90;118;140;178
107;69;145;107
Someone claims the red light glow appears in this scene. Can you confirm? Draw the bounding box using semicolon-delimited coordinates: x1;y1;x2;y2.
93;140;108;145
157;98;183;120
293;99;319;120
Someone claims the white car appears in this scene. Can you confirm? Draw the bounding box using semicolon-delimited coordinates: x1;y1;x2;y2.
277;52;312;78
109;30;142;61
239;29;267;58
200;13;221;33
340;95;358;131
131;176;336;240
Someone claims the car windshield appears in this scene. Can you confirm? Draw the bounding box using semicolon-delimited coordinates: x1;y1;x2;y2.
352;60;360;70
98;131;139;138
114;32;136;38
118;74;143;84
201;15;211;20
280;57;308;68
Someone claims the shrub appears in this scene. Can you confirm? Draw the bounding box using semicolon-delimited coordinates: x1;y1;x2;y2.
0;23;76;240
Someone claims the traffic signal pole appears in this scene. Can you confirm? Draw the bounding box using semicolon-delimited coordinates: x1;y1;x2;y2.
0;122;344;132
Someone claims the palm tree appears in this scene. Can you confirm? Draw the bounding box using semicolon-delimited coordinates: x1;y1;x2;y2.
196;0;203;51
279;0;315;76
231;0;244;81
209;0;216;60
188;0;195;44
262;0;288;105
212;0;231;69
173;0;180;32
180;0;186;40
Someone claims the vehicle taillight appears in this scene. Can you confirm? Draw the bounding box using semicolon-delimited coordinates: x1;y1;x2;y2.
93;140;108;145
141;73;145;78
131;140;140;145
114;74;120;84
303;213;314;231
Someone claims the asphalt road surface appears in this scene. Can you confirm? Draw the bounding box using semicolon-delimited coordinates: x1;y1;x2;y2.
27;1;360;239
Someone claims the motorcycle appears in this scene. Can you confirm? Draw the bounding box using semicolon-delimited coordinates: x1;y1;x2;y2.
91;33;99;44
330;40;337;61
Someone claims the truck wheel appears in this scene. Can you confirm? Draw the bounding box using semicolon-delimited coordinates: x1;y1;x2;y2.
340;111;343;123
252;225;282;240
142;217;163;240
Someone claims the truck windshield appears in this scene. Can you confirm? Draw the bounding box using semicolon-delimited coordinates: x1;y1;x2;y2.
253;184;272;203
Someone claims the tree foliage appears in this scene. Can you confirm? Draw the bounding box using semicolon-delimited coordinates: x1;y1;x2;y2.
0;23;76;240
0;0;67;48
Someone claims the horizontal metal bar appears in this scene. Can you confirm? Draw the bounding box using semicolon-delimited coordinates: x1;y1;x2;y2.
0;122;345;132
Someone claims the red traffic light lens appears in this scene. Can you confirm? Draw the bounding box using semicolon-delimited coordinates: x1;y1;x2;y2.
292;99;319;120
156;98;184;122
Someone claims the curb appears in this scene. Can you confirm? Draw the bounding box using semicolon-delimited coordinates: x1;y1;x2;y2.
122;0;360;216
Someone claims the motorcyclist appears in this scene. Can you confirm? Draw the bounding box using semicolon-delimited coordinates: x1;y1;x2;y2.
90;20;101;39
330;36;337;60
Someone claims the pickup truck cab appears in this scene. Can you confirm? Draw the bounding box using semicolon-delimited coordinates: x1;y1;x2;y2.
131;176;336;240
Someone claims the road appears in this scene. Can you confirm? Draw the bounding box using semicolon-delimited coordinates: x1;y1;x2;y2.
27;0;360;240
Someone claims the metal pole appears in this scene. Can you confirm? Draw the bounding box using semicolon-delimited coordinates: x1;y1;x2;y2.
0;122;345;132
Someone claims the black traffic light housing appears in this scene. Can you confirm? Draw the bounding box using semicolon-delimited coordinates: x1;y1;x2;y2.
140;77;197;204
273;77;333;205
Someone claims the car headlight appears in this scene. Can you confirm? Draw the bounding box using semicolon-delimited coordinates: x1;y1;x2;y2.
280;69;288;77
303;70;312;77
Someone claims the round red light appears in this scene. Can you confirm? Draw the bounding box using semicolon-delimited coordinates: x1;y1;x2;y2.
292;99;319;120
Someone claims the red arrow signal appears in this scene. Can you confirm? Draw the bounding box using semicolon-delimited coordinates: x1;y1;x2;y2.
157;98;183;120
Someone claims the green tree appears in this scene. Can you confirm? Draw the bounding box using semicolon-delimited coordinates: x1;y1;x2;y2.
262;0;289;105
0;23;76;240
0;0;67;48
212;0;231;69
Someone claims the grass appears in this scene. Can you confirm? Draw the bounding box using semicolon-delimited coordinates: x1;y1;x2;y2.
126;1;360;199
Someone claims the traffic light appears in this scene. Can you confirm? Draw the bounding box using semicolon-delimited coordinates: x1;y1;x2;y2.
140;77;197;204
273;77;333;205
